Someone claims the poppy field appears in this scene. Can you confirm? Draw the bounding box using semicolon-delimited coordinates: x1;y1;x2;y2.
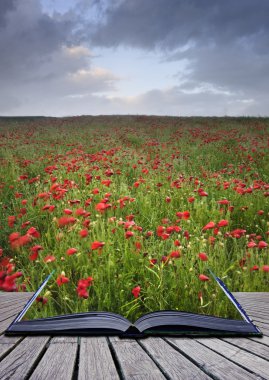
0;115;268;322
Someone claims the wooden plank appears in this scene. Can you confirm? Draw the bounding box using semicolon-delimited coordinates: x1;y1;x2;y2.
140;337;211;379
0;292;34;297
0;301;27;311
252;317;269;326
237;301;269;309
241;305;269;313
109;337;166;379
166;338;259;380
0;336;50;380
0;300;32;309
0;293;34;302
78;337;119;380
0;292;34;334
246;311;269;321
250;335;269;347
222;337;269;360
0;335;23;360
0;304;28;322
0;315;20;335
251;322;269;336
0;292;34;298
29;337;78;380
234;292;269;298
240;306;269;313
234;294;269;309
0;295;31;303
197;338;269;379
237;297;269;304
245;309;269;320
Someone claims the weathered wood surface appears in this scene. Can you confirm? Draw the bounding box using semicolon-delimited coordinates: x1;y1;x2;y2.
0;292;268;379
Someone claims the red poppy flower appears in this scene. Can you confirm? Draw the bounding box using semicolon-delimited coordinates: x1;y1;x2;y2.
202;221;215;231
64;209;73;215
176;211;190;220
79;229;88;238
91;241;105;250
161;233;170;240
247;241;257;248
56;274;69;286
66;248;78;256
21;221;30;229
198;252;208;261
262;265;269;272
161;255;168;263
101;179;112;187
198;189;208;197
76;276;93;298
75;208;87;216
95;202;111;212
36;296;48;305
250;265;259;271
77;288;89;298
150;258;157;267
9;232;20;244
199;274;210;281
258;241;268;249
183;230;190;240
132;286;141;298
27;227;40;238
29;251;38;261
146;231;153;237
8;216;16;228
230;229;246;238
125;231;134;239
0;271;23;291
9;232;32;249
31;245;43;253
44;255;56;263
170;250;181;258
217;199;230;205
217;219;229;228
157;226;165;236
135;241;142;250
57;216;76;227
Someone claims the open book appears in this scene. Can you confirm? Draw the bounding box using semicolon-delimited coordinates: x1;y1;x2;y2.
5;270;262;337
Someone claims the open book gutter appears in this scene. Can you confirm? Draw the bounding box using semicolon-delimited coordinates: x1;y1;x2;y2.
5;269;263;338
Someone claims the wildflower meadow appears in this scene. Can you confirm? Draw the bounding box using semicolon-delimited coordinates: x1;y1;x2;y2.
0;116;268;322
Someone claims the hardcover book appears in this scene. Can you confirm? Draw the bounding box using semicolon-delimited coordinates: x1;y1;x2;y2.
5;270;262;337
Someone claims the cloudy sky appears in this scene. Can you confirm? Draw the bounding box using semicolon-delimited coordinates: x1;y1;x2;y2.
0;0;268;116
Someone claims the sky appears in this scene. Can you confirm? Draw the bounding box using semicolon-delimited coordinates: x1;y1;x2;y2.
0;0;268;117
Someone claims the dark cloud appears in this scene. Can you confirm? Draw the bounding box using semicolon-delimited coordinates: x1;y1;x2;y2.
91;0;269;50
0;1;74;82
0;0;16;27
0;0;119;114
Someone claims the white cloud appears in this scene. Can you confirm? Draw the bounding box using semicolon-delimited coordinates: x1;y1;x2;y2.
65;45;92;57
